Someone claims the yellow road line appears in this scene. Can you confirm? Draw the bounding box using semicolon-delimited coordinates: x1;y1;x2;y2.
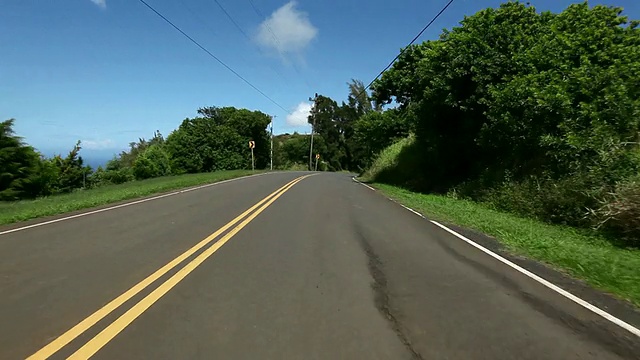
27;175;306;360
68;174;312;359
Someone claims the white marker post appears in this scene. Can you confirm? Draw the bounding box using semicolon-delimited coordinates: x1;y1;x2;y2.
270;117;274;171
249;140;255;171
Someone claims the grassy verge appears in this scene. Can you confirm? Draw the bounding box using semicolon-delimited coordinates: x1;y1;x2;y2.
370;182;640;307
360;136;416;183
0;170;262;226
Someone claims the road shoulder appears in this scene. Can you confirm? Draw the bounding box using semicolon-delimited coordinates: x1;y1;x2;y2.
353;178;640;337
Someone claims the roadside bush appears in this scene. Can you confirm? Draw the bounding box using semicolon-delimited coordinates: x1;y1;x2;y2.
133;145;172;180
102;168;134;185
480;176;601;227
278;162;307;171
593;176;640;247
353;109;411;168
368;2;640;238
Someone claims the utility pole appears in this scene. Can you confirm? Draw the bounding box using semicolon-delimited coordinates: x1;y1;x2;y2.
309;93;317;171
270;115;275;171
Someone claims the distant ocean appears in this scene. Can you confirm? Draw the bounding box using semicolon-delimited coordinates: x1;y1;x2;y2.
84;157;111;169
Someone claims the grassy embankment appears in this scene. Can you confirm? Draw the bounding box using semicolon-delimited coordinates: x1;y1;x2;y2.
360;137;640;306
0;170;261;226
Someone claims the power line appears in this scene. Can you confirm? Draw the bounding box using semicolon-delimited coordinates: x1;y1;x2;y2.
211;0;251;41
247;0;282;54
207;0;291;86
178;0;219;37
137;0;288;113
247;0;265;19
358;0;455;99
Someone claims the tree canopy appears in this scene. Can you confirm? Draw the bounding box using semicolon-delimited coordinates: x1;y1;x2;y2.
372;1;640;193
1;106;273;200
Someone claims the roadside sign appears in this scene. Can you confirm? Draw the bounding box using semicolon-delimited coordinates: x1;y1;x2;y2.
315;153;320;159
249;141;255;171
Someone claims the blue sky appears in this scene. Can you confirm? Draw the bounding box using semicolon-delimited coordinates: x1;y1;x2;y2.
2;0;639;164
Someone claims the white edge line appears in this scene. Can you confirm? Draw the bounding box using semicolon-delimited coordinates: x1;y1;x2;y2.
350;176;376;191
352;177;640;338
429;220;640;338
0;173;269;236
400;204;426;219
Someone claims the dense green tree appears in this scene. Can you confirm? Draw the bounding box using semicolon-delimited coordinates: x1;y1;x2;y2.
165;108;262;173
273;133;327;169
0;119;41;200
305;80;385;172
133;144;172;180
372;1;640;191
22;156;61;196
346;79;377;114
352;109;410;167
53;141;92;193
196;106;272;168
369;1;640;231
308;95;347;170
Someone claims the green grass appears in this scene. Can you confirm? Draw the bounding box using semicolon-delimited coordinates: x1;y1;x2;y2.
360;135;415;182
370;183;640;307
0;170;261;226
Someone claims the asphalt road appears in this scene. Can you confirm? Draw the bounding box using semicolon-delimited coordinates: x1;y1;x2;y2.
1;172;639;359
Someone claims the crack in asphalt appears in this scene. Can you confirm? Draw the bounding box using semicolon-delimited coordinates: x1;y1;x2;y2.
353;223;423;360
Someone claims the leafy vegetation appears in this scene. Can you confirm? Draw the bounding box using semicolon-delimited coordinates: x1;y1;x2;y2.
357;2;640;246
4;1;640;249
1;106;271;206
360;136;422;189
1;119;92;200
270;78;411;173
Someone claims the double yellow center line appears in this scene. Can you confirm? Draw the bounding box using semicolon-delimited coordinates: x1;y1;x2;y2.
28;174;312;360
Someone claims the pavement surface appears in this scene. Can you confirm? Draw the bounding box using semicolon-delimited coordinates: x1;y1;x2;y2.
1;171;639;359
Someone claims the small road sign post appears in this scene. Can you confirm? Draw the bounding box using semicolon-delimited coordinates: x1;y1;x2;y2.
315;153;320;171
249;140;255;171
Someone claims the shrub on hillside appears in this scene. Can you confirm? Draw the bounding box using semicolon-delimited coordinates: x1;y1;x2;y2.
362;136;428;190
480;176;600;227
102;168;134;185
133;145;172;180
593;176;640;247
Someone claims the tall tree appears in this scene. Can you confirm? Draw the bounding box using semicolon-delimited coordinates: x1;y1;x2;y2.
165;106;271;173
346;79;375;114
0;119;40;200
54;140;91;193
197;106;272;168
372;1;640;193
308;95;346;170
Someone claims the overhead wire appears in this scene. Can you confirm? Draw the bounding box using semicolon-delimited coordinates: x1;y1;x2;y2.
211;0;252;41
137;0;288;113
207;0;291;86
356;0;456;100
178;0;220;37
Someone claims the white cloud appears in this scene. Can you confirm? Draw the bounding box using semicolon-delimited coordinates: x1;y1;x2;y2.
90;0;106;9
286;102;312;127
82;139;115;150
256;1;317;57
